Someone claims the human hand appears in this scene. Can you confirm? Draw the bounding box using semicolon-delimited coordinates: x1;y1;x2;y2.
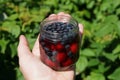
17;12;83;80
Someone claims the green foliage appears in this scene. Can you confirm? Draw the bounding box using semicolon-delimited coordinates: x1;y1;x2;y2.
108;67;120;80
0;0;120;80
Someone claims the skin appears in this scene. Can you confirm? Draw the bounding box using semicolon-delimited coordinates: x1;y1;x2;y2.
17;12;83;80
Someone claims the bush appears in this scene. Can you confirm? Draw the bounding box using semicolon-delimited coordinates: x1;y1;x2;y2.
0;0;120;80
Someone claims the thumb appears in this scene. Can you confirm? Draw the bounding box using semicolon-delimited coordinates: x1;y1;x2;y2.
17;35;32;60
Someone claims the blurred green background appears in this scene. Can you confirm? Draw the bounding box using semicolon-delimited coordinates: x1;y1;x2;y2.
0;0;120;80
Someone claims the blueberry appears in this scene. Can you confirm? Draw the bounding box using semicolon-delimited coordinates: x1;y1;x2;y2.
41;34;46;40
61;26;65;31
51;40;58;44
61;41;66;45
46;51;53;57
67;51;74;58
51;28;55;32
41;42;45;46
62;34;68;41
61;23;66;27
56;22;62;26
46;26;52;31
48;51;57;62
44;47;50;52
68;24;74;29
52;51;57;56
50;56;56;62
53;30;57;33
58;30;63;33
56;26;61;31
63;29;69;33
65;45;70;49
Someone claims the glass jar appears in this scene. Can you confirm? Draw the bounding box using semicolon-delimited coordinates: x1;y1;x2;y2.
39;15;80;71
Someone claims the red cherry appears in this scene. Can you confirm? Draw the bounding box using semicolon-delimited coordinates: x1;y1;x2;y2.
56;42;64;51
62;58;73;67
56;52;67;63
70;42;78;54
45;58;56;68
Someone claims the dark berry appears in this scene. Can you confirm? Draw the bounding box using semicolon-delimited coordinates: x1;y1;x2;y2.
45;50;53;57
43;47;49;52
52;51;57;56
56;22;62;26
68;24;74;30
50;56;56;62
40;35;45;41
62;34;68;41
65;45;70;49
67;51;74;58
40;42;45;46
43;22;75;34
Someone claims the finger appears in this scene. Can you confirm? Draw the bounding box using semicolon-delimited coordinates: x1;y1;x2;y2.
49;14;57;17
48;14;57;20
78;23;84;41
57;12;65;15
32;34;40;57
78;23;84;35
17;35;32;60
57;12;71;17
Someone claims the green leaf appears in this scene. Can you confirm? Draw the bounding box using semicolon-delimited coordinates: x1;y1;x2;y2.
43;0;58;8
103;15;118;23
84;10;91;19
15;68;24;80
76;56;88;73
116;8;120;15
103;52;117;61
108;67;120;80
25;34;36;49
0;39;9;53
95;22;116;38
31;15;45;22
88;59;100;67
87;1;95;9
2;21;20;38
98;63;110;73
116;21;120;36
8;14;18;20
119;54;120;59
10;43;17;58
85;72;105;80
111;0;120;9
81;49;96;57
113;45;120;54
100;0;110;11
